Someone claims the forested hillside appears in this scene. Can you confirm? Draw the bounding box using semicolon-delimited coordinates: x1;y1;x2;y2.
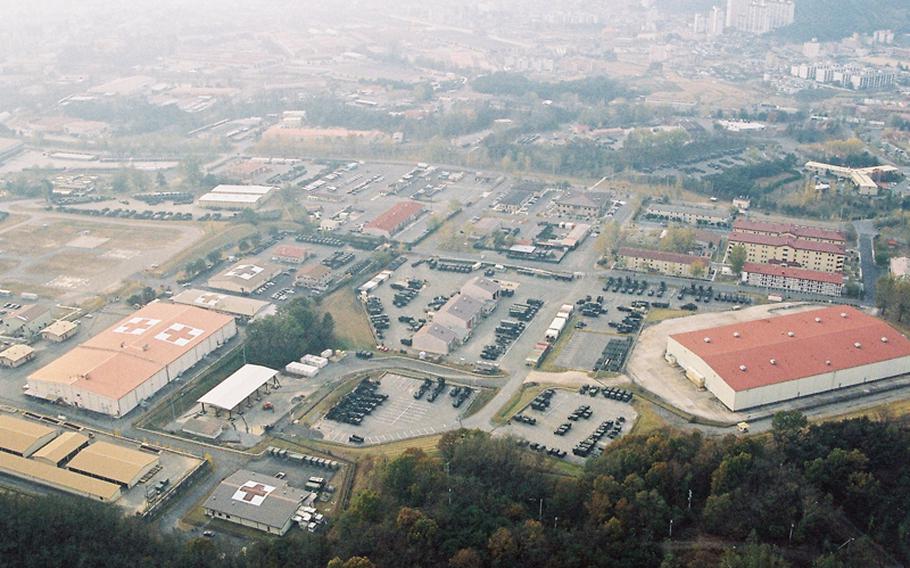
2;414;909;567
778;0;910;41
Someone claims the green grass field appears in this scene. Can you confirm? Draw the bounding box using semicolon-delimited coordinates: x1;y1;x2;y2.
319;286;374;350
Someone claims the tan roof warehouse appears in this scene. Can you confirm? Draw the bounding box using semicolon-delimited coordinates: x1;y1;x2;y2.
27;302;237;417
0;414;58;457
0;452;121;502
67;441;159;488
31;431;90;466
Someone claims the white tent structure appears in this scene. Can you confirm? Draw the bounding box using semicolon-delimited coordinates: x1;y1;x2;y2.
198;364;279;416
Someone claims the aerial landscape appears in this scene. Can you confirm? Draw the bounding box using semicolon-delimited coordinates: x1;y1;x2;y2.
2;0;910;566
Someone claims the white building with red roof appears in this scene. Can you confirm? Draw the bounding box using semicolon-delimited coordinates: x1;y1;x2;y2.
665;306;910;411
363;201;425;239
741;262;845;297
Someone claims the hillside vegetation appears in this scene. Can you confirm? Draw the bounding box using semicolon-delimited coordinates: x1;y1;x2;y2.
2;412;909;567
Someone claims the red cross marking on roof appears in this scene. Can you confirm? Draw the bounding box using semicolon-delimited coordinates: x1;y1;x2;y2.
161;325;199;343
238;483;269;502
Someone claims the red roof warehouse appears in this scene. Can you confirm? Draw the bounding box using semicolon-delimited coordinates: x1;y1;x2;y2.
363;201;425;239
665;306;910;411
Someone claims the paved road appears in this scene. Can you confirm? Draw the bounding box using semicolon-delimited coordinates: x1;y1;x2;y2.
854;219;880;304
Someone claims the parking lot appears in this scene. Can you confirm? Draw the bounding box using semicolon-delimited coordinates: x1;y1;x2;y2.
299;161;500;244
499;388;638;464
312;373;477;445
365;261;584;362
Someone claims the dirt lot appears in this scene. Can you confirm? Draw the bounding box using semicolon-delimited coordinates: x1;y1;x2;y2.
0;214;204;302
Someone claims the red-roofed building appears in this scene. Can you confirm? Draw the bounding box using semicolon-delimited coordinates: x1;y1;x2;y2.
363;201;425;239
732;218;846;244
272;244;310;264
618;247;709;278
665;306;910;410
741;262;845;297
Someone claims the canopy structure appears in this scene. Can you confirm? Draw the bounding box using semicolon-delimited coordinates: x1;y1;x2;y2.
198;364;279;415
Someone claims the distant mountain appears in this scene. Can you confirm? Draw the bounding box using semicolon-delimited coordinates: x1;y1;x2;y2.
778;0;910;41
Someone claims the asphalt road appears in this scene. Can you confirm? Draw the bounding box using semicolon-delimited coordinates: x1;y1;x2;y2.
854;220;880;304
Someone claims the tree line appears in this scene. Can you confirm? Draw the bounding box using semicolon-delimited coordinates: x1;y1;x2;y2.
2;412;909;567
245;298;335;369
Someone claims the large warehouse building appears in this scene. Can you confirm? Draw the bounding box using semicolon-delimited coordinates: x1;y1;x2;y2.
198;184;276;210
665;306;910;411
26;302;237;417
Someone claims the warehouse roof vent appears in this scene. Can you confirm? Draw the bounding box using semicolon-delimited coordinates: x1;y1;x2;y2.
733;331;741;338
815;317;822;323
854;342;862;349
787;331;795;337
769;358;777;365
840;312;848;318
826;360;832;366
703;337;711;343
881;336;889;343
739;364;747;372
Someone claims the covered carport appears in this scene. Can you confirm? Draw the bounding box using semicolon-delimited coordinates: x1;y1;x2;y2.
197;364;280;417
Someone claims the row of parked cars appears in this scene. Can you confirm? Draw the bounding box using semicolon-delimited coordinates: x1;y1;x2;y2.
573;417;625;457
530;389;556;411
57;205;195;221
326;378;387;426
579;384;634;403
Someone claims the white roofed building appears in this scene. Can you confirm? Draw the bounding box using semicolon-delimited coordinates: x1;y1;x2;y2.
197;364;280;417
199;185;276;210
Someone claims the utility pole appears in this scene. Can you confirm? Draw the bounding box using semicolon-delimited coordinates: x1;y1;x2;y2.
668;519;674;538
789;521;795;543
687;489;692;512
538;497;543;521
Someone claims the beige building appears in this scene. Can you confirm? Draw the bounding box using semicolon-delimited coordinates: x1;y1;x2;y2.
67;441;159;488
618;247;708;278
32;432;90;466
0;452;121;502
0;344;35;368
295;264;333;290
741;263;844;297
555;192;612;219
0;414;58;457
41;320;79;343
726;233;845;273
412;323;460;355
644;203;731;226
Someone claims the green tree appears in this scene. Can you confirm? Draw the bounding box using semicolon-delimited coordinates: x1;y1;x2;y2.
660;226;696;253
111;169;131;194
729;244;748;275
